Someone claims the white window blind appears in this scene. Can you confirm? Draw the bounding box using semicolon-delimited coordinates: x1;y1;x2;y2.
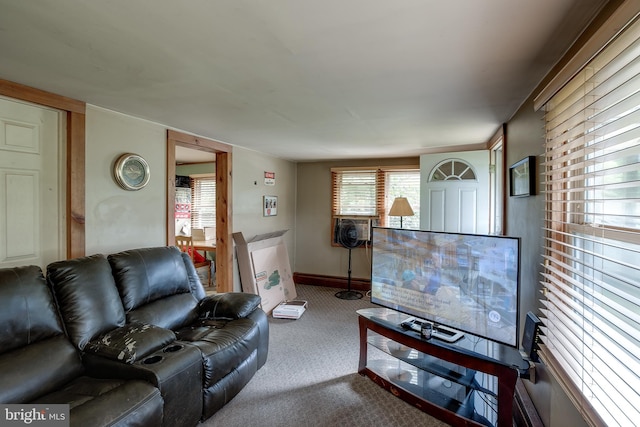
540;15;640;427
331;167;421;220
331;169;378;216
190;176;216;229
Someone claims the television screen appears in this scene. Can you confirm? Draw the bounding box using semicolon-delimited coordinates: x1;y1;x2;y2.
371;227;520;347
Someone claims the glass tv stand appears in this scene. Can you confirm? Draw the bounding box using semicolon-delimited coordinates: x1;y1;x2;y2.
357;308;530;427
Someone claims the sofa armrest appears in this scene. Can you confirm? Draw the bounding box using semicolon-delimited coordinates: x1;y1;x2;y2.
84;323;176;364
198;293;261;319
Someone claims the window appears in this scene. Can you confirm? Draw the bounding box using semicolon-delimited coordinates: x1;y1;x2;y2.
331;167;420;244
540;15;640;427
429;159;477;181
384;169;420;230
190;175;216;229
331;168;378;217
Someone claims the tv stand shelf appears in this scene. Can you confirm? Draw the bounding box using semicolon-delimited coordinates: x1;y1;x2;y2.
358;308;529;427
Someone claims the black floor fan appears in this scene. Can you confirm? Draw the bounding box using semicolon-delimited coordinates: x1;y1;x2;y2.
335;219;364;300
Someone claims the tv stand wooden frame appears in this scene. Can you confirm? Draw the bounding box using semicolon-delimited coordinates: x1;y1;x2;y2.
358;310;523;427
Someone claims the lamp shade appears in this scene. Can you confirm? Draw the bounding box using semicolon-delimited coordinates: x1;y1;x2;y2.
388;197;414;217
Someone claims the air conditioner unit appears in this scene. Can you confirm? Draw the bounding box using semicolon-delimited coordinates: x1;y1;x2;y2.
332;217;372;245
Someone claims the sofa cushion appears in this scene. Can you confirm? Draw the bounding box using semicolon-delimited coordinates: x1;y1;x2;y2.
126;294;200;330
108;247;194;307
0;335;83;403
33;377;163;427
175;317;260;387
47;254;126;350
180;251;207;300
109;247;201;328
85;323;176;364
202;352;258;419
199;293;262;320
0;265;63;353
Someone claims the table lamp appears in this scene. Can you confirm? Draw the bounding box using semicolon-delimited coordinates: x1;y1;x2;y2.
388;197;414;228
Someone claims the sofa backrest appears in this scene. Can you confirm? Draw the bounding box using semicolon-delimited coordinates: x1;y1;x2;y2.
47;254;127;350
0;265;83;403
108;246;203;330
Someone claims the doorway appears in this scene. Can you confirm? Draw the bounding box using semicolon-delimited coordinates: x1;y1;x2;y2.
0;96;64;268
0;79;86;261
166;130;233;292
420;150;490;234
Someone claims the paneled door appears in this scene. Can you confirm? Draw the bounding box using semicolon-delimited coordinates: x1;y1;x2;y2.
0;96;64;269
420;151;490;234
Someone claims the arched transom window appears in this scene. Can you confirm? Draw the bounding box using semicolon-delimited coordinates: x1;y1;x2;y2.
429;159;477;181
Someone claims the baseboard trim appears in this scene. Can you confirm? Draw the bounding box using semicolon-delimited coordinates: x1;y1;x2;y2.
293;272;370;292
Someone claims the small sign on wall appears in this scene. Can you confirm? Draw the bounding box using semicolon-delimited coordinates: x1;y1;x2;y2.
175;187;191;219
264;171;275;186
264;195;277;216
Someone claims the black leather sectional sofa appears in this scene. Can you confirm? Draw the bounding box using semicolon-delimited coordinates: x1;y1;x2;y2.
0;246;269;426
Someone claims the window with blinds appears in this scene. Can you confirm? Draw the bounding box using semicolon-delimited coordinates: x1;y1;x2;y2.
540;15;640;427
331;167;420;245
190;175;216;229
384;169;421;229
331;169;379;216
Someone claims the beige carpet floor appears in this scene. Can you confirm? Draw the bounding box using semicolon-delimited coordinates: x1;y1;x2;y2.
201;284;449;427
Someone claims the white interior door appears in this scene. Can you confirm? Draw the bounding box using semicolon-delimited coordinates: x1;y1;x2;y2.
420;151;489;234
0;96;64;269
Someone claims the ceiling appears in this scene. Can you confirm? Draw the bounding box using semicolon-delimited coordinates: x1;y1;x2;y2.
175;145;216;164
0;0;607;162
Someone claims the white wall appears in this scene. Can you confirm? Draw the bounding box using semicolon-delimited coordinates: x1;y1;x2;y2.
84;105;297;291
232;147;297;291
85;105;167;255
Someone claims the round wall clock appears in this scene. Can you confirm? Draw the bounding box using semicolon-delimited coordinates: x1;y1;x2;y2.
114;153;150;190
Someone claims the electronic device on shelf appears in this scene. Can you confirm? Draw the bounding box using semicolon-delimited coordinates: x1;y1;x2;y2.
400;317;464;343
521;311;543;362
370;227;521;348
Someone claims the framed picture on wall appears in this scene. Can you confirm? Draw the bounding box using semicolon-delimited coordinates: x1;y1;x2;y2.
263;195;277;216
509;156;535;197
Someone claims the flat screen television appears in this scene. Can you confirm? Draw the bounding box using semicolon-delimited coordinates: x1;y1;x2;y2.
370;227;520;347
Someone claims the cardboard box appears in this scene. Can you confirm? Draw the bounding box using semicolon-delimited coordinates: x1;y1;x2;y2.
191;228;206;241
233;230;296;314
204;227;215;240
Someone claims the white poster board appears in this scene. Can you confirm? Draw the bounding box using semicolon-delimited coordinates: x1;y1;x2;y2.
233;230;296;314
250;246;286;314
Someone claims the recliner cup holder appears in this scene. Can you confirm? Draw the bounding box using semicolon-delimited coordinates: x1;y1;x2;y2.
163;344;184;353
142;355;163;365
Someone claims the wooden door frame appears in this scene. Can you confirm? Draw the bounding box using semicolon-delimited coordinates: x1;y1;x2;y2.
0;78;86;259
488;124;506;235
166;130;233;293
